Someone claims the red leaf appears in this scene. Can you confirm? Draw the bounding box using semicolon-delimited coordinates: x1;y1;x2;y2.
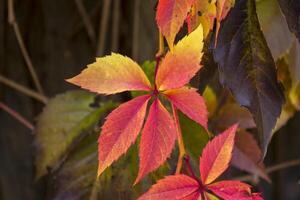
156;0;195;48
97;95;150;176
232;131;270;182
138;175;199;200
207;180;252;200
135;99;177;184
156;25;204;91
251;193;263;200
163;87;208;129
66;53;151;95
199;124;237;184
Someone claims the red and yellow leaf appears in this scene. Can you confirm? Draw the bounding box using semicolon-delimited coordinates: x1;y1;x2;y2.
67;53;151;95
135;99;177;184
156;0;195;48
97;95;150;176
199;124;237;184
163;87;208;129
156;25;204;91
138;175;199;200
207;180;252;200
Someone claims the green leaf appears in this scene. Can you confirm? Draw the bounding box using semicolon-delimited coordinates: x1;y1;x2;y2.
35;90;116;178
214;0;284;156
131;60;155;98
277;0;300;43
179;111;209;159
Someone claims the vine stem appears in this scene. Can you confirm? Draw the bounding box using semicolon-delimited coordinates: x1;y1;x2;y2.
0;102;34;131
8;0;44;95
172;103;186;174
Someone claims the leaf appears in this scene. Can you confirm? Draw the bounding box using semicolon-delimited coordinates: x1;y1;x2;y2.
138;175;199;200
215;0;235;41
163;87;208;129
199;124;237;184
66;53;151;95
35;90;115;178
278;0;300;43
207;180;251;200
179;111;209;159
187;0;217;38
98;95;150;176
232;131;270;182
257;0;294;60
156;0;194;48
214;0;284;155
53;133;141;200
156;25;204;90
203;86;217;117
135;99;177;184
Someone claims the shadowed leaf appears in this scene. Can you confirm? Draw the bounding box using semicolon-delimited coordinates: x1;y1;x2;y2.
214;0;284;156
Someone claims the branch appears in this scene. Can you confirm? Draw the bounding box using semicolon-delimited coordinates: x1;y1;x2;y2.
111;0;120;52
132;0;141;60
0;101;34;131
0;74;48;104
75;0;96;42
7;0;44;95
96;0;111;56
235;159;300;182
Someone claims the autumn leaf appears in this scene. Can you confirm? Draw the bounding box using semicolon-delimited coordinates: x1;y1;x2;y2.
156;0;195;48
135;99;177;184
140;124;262;199
199;124;237;184
67;25;208;184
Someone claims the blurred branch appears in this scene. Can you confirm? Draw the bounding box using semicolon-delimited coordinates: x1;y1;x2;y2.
75;0;96;42
96;0;111;56
0;101;34;131
111;0;120;52
0;74;48;104
132;0;141;60
235;159;300;182
7;0;44;95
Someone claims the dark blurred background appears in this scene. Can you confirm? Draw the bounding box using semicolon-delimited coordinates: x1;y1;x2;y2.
0;0;299;199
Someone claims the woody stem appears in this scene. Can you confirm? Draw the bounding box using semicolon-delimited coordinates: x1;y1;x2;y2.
172;103;186;174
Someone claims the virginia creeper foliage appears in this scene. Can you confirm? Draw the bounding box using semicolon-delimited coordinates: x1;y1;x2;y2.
139;125;262;200
67;25;208;184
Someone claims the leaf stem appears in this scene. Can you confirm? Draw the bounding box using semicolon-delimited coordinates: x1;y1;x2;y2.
0;101;34;131
172;103;186;174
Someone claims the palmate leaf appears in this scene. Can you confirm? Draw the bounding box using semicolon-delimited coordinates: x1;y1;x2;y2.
214;0;284;156
277;0;300;43
35;90;115;178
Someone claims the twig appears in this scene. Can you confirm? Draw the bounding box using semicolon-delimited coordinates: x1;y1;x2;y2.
96;0;111;56
0;74;48;104
132;0;141;60
235;159;300;182
75;0;96;43
7;0;44;95
172;104;186;174
0;101;34;131
111;0;120;52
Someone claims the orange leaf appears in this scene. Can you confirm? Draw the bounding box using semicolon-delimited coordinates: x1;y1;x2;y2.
156;25;204;90
163;87;208;129
199;124;237;184
97;95;150;176
156;0;195;48
67;53;151;95
135;99;177;184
